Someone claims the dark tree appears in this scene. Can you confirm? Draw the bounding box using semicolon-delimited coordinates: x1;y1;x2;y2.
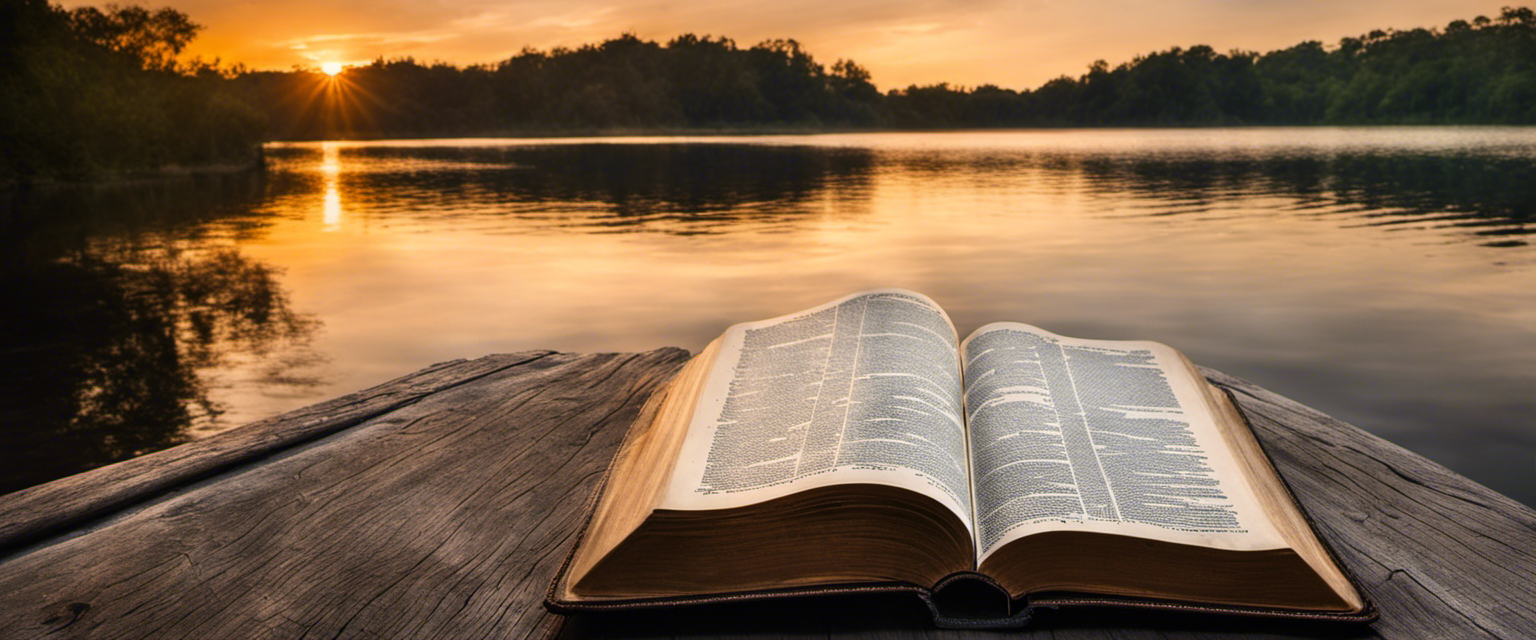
0;1;263;183
13;2;1536;161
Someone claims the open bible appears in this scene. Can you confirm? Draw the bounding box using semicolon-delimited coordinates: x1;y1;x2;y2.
547;290;1374;628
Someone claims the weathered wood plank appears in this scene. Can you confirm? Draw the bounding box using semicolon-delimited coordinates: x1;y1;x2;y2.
561;368;1536;639
0;351;1530;640
0;348;689;639
0;351;556;554
1202;367;1536;640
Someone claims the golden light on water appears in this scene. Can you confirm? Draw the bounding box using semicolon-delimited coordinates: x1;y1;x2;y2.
136;131;1536;504
320;141;342;230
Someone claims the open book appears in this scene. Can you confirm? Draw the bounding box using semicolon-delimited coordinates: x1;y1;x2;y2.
548;290;1373;628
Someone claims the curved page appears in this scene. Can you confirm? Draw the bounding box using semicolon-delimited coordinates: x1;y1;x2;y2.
963;323;1286;561
662;290;973;530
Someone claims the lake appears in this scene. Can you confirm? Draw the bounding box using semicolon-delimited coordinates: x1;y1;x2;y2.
3;128;1533;506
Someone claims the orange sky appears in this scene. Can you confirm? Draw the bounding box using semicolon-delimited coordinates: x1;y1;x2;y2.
62;0;1508;90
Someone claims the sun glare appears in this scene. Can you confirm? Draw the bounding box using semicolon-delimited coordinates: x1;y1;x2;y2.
321;61;344;76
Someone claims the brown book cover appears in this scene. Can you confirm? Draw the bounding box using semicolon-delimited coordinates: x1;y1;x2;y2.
546;291;1376;632
547;386;1375;629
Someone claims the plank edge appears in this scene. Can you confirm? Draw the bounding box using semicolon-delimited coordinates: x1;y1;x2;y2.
0;350;569;554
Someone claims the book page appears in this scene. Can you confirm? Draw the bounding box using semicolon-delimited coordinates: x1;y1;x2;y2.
661;290;973;528
962;323;1287;561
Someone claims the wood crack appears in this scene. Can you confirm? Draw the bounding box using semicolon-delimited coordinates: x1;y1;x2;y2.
0;354;1527;639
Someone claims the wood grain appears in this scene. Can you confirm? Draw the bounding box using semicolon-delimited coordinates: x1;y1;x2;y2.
0;351;556;554
0;351;1529;639
1202;367;1536;640
0;349;688;639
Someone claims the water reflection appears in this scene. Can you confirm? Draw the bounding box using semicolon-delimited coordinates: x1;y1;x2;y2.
3;130;1533;508
268;142;878;234
1;176;321;494
1067;153;1534;245
321;141;343;230
264;136;1535;247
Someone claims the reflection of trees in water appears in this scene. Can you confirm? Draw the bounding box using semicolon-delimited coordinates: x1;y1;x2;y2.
489;144;875;219
271;144;876;231
876;149;1531;247
348;143;1526;245
168;249;317;369
1303;155;1532;247
0;175;320;495
267;142;1531;246
1069;153;1533;246
3;172;278;248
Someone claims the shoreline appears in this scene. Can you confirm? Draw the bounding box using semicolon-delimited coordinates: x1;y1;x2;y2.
2;152;265;192
259;122;1534;143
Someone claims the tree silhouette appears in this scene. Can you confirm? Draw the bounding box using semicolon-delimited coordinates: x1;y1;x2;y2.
1;1;262;182
9;3;1536;174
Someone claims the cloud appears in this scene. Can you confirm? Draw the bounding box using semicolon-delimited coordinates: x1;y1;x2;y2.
527;7;618;30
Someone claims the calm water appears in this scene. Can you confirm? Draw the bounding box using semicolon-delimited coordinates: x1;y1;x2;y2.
3;129;1533;506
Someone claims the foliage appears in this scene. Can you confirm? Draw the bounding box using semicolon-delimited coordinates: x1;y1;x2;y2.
885;6;1536;127
231;33;883;139
228;6;1536;139
6;4;1536;160
65;3;198;71
0;1;265;183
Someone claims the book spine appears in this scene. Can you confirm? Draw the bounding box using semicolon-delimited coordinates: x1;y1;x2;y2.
925;572;1033;629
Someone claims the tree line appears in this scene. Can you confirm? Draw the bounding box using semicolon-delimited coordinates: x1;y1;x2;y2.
6;2;1536;180
235;6;1536;138
885;7;1536;127
1;0;264;182
231;34;884;139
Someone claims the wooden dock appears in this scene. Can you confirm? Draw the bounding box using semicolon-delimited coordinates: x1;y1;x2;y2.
0;349;1531;639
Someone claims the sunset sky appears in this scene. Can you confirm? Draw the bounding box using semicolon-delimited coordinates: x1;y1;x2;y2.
62;0;1507;89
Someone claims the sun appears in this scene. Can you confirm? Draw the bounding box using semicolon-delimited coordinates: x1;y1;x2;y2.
321;61;344;76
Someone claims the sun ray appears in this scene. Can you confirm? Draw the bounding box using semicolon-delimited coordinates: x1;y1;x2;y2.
267;64;394;138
